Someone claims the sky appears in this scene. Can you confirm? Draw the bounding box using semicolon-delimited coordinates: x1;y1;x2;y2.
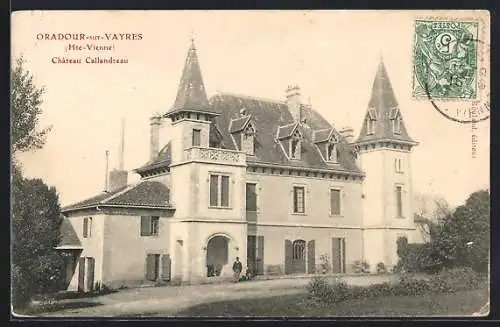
11;10;490;207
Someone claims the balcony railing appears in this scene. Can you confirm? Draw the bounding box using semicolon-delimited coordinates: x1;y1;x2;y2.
184;147;246;165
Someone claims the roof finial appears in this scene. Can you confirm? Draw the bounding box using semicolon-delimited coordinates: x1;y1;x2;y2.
189;30;196;49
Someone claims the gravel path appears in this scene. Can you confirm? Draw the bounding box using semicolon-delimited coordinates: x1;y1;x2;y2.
35;274;398;317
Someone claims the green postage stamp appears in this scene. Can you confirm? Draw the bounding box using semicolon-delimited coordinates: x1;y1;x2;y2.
412;20;479;100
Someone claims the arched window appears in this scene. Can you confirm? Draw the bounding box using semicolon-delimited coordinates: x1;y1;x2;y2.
292;240;306;260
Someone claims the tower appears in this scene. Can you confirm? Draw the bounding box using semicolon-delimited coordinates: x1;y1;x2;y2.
356;58;418;272
164;39;221;164
164;40;247;282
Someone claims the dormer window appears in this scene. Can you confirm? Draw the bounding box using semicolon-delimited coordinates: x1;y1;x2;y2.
367;118;376;135
326;135;340;163
290;131;302;159
392;117;401;134
241;124;255;155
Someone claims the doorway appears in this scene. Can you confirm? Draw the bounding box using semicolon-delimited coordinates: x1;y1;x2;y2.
206;235;229;277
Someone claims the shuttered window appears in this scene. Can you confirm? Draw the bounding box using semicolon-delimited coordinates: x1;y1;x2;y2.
140;216;160;236
246;183;257;211
293;186;305;214
146;254;160;281
209;174;231;208
221;176;229;207
192;129;201;146
330;189;341;216
83;217;92;238
396;185;403;217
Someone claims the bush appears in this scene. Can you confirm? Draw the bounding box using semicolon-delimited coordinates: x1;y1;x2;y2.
394;274;433;296
307;276;348;304
318;254;331;274
376;262;386;274
12;264;32;311
436;267;483;291
307;268;485;305
352;260;370;273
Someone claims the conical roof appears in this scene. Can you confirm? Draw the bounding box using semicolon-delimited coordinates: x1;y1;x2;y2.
166;40;219;117
356;59;415;144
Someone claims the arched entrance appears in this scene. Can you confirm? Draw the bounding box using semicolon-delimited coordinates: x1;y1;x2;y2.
206;235;229;277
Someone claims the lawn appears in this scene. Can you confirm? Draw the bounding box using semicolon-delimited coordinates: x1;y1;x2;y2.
174;287;489;317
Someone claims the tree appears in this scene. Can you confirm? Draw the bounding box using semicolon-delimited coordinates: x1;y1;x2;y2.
11;56;51;154
434;190;490;272
11;56;63;310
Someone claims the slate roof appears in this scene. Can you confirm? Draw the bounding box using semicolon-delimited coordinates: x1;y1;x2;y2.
229;115;252;134
165;40;220;117
313;128;338;143
136;43;363;175
62;180;172;212
356;59;416;144
135;142;171;174
277;122;299;140
57;218;82;248
209;93;362;173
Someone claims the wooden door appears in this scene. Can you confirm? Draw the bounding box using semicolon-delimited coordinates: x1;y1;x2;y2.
247;236;256;275
161;254;171;281
146;254;158;281
332;238;346;273
307;240;316;274
291;240;306;274
284;240;293;274
256;236;264;275
86;257;95;292
77;257;85;292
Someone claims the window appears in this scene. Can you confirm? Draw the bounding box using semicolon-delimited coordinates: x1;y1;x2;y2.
242;125;255;155
289;131;302;159
330;189;342;216
392;117;401;134
246;183;257;211
395;158;404;173
192;129;201;146
209;174;231;208
292;240;306;260
367;118;376;135
395;186;403;218
327;143;340;162
141;216;159;236
293;186;305;214
83;217;92;238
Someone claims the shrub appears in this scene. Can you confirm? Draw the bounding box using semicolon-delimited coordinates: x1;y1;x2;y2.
352;260;370;273
307;276;348;304
436;267;483;291
376;262;386;274
318;254;331;274
394;274;433;296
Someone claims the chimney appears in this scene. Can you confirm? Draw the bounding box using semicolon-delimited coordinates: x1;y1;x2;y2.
286;84;301;122
104;150;109;192
339;127;355;143
108;119;128;191
150;113;162;160
109;169;128;191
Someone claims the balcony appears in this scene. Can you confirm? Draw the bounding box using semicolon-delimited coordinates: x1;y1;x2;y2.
184;147;246;166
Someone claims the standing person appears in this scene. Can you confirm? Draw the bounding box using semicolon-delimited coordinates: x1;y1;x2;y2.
232;257;242;282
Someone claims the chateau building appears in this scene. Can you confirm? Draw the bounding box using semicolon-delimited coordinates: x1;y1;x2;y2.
58;40;418;291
